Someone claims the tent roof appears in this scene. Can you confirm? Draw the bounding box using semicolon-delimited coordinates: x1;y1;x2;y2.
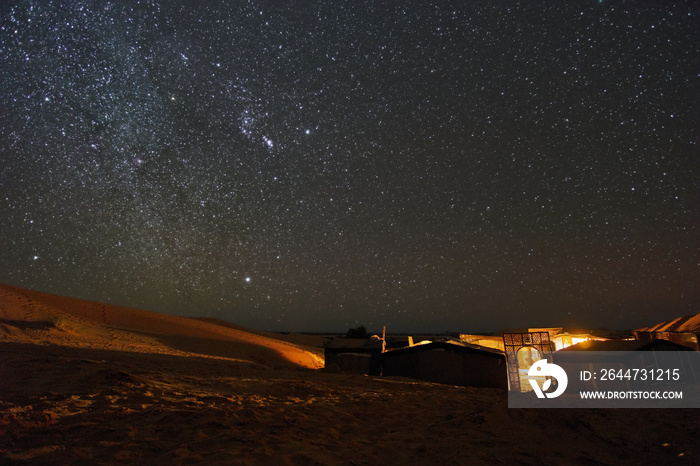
383;340;504;359
558;339;694;352
637;313;700;333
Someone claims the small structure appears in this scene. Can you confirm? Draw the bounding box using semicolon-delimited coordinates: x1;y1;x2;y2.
324;338;383;375
382;340;507;389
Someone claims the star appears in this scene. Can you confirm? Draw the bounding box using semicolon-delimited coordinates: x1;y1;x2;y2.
0;1;696;333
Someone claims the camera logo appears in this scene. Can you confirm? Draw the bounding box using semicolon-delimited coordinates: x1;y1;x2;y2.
528;359;568;398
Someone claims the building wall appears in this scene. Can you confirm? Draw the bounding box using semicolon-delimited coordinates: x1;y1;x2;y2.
419;349;464;386
383;347;507;389
325;351;382;375
382;351;420;380
463;353;508;389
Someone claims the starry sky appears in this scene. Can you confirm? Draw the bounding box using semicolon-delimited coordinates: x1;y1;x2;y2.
1;1;698;333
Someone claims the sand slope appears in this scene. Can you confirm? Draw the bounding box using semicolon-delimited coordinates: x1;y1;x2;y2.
0;283;323;369
1;284;698;465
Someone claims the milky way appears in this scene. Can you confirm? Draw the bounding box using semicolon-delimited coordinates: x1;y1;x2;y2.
1;1;698;332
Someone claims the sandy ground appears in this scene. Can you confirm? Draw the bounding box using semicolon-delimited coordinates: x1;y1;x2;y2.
1;283;697;465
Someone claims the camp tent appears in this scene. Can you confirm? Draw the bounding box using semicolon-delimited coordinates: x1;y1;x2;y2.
382;340;507;389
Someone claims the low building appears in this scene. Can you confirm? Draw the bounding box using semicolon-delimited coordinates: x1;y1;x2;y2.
382;340;507;389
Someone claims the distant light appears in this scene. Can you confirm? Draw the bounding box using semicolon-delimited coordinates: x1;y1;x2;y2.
245;277;251;283
33;255;39;260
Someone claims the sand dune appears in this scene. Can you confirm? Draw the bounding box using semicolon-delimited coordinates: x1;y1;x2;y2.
1;284;698;465
0;283;323;369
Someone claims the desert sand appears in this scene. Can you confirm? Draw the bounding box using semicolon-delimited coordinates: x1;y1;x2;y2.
1;283;697;465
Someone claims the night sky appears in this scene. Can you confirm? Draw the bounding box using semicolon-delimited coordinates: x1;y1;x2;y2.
1;1;698;333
